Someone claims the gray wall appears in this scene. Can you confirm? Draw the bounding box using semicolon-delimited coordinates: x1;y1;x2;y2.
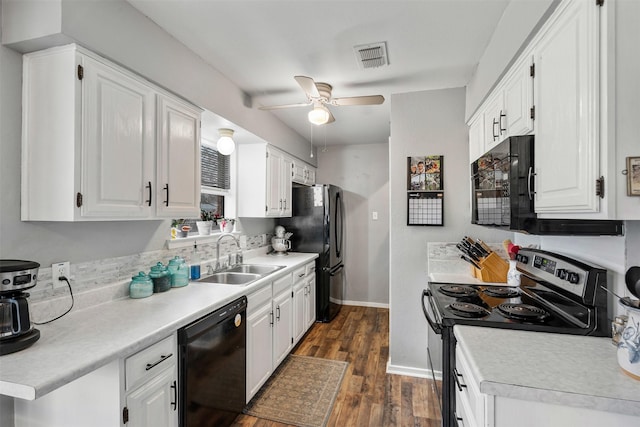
0;0;309;265
388;87;512;375
316;144;390;306
465;0;556;120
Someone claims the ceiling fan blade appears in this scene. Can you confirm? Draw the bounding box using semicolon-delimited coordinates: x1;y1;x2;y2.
258;102;311;110
330;95;385;106
327;109;336;124
294;75;320;99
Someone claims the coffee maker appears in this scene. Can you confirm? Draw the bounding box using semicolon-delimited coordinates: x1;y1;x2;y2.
0;260;41;355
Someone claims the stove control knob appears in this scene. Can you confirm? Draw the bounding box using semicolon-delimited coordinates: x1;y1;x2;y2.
567;272;580;284
556;269;568;280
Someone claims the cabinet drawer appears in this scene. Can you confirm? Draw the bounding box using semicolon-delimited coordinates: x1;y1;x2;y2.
272;273;292;295
456;346;484;424
247;284;273;314
293;267;306;281
126;334;177;391
305;262;316;277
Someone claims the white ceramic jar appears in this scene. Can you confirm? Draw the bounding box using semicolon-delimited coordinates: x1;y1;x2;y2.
617;300;640;381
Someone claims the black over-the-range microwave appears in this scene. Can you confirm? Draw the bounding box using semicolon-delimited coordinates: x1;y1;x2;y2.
471;135;623;236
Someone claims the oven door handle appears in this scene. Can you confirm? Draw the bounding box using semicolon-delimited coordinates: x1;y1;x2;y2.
422;289;442;334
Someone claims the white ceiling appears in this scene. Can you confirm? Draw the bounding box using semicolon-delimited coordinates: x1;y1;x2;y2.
128;0;510;146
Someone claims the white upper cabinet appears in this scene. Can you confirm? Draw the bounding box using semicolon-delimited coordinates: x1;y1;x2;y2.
533;0;600;214
468;113;485;163
155;95;201;218
80;55;156;219
292;160;317;186
21;44;201;221
502;54;534;138
482;91;506;152
238;143;292;217
468;51;534;162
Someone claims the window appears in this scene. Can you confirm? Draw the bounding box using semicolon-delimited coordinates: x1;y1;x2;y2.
172;140;233;229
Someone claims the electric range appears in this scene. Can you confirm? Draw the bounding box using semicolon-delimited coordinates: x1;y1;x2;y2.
421;248;610;427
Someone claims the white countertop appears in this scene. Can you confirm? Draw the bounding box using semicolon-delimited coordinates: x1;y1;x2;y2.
454;325;640;417
0;252;317;400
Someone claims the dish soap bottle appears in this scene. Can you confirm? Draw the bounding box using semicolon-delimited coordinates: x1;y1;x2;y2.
190;242;201;280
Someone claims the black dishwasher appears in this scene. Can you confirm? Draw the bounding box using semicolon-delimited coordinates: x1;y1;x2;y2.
178;296;247;427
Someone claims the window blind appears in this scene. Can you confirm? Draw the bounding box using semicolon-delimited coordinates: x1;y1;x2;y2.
201;145;230;190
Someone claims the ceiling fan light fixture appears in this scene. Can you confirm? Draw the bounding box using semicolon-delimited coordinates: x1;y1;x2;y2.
217;128;235;155
308;104;330;125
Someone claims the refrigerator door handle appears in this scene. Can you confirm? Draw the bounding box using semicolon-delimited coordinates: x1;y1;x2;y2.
329;264;344;276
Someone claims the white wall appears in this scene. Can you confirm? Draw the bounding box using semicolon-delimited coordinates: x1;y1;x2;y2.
388;87;512;376
316;144;389;306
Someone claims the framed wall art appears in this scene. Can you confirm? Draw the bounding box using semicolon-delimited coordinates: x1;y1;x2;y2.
627;156;640;196
407;155;443;191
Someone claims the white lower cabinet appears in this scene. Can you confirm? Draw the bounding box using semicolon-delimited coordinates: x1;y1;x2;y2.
123;335;178;427
246;263;317;403
456;341;640;427
13;334;178;427
125;366;177;427
272;275;294;369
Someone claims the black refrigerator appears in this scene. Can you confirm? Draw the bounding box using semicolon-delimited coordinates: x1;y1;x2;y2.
280;184;344;322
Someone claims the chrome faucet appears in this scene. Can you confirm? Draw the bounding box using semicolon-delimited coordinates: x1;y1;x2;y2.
215;233;243;271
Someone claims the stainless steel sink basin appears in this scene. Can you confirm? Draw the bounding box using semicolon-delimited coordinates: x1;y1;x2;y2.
198;272;261;285
197;264;285;286
224;264;285;275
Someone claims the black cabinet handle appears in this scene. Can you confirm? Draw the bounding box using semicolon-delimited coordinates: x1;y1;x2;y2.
453;368;467;392
145;181;152;207
170;380;177;410
270;311;274;326
145;353;173;371
492;118;499;140
163;184;169;207
527;167;535;200
499;110;506;135
276;306;281;321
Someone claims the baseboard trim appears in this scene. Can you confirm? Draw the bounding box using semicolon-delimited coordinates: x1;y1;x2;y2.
338;299;389;309
386;361;443;381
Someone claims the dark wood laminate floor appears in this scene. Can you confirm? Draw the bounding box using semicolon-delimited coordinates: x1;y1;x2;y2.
234;305;442;427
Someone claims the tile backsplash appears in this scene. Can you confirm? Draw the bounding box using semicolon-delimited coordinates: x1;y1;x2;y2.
29;232;271;323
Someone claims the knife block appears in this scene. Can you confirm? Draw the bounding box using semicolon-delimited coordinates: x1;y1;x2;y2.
471;253;509;283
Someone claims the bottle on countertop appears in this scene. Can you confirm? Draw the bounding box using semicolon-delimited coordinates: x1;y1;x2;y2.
190;242;201;280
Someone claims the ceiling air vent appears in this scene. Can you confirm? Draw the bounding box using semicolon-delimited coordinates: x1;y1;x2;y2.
353;42;389;69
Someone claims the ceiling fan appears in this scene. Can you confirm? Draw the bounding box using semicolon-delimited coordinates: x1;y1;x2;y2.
258;76;385;125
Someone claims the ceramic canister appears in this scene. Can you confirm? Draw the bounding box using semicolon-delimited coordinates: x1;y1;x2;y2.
617;300;640;380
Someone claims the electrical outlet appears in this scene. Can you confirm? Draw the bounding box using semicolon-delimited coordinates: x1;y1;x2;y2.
52;261;70;284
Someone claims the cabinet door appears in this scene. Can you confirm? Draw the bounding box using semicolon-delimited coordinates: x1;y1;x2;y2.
533;0;600;213
305;273;316;329
156;95;202;218
483;92;505;152
292;162;306;184
126;366;178;427
468;114;485;163
266;147;284;217
503;54;534;137
306;166;316;185
82;56;155;218
281;155;293;216
272;289;293;368
246;300;274;402
292;280;306;344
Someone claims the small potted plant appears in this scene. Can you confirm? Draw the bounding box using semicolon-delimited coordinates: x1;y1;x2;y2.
216;216;235;233
196;210;214;235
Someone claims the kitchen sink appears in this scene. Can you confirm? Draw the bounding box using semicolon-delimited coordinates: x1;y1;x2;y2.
198;272;262;285
197;264;285;286
224;264;285;275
